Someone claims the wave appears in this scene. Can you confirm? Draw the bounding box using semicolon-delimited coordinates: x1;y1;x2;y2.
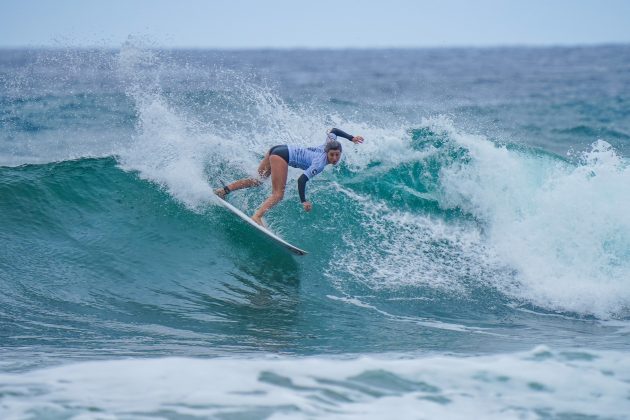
2;116;629;325
2;43;629;334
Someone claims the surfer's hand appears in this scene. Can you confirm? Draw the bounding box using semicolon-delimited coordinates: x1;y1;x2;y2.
352;135;364;144
303;201;312;212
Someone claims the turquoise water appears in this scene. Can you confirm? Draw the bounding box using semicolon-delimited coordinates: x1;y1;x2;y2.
1;44;630;418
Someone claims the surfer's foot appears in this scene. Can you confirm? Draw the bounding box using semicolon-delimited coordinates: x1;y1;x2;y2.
251;214;266;227
214;186;230;199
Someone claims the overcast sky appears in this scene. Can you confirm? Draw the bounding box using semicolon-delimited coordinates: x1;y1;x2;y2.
2;0;630;49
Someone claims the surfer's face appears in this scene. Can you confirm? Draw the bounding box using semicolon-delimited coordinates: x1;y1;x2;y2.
327;149;341;165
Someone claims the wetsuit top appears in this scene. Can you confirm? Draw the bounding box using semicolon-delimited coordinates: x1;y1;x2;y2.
288;128;355;202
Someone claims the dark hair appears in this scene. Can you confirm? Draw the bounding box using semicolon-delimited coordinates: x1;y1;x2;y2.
325;140;342;153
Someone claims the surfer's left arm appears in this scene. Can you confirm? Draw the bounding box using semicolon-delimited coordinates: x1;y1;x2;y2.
329;128;364;144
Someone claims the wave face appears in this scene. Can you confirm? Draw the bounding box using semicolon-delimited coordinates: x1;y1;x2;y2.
2;45;630;417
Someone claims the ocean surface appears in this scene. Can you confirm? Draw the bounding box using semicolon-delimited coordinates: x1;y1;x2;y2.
1;44;630;419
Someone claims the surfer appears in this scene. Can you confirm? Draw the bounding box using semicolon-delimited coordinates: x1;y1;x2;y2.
215;128;364;226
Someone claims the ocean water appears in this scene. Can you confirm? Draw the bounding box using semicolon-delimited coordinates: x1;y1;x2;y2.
1;43;630;419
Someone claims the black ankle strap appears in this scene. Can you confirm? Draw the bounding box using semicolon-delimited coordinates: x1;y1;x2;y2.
223;185;231;195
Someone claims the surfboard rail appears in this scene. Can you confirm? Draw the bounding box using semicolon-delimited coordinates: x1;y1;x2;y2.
215;197;308;256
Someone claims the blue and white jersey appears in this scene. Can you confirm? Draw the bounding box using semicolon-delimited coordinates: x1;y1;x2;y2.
287;132;338;180
287;144;328;179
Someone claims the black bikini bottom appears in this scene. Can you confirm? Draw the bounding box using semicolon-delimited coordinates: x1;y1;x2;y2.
268;144;289;163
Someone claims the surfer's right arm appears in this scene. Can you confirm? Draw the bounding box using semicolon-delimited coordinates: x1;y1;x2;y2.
297;153;328;212
297;174;312;212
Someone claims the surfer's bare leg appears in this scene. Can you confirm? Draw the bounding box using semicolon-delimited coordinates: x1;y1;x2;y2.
214;153;271;197
257;152;272;178
252;155;287;226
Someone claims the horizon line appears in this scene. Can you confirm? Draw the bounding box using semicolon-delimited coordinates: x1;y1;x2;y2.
1;41;629;51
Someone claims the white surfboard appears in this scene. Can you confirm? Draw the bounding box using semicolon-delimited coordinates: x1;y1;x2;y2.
215;197;308;256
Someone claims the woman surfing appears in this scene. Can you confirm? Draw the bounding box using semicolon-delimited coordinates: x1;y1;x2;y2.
215;128;364;226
